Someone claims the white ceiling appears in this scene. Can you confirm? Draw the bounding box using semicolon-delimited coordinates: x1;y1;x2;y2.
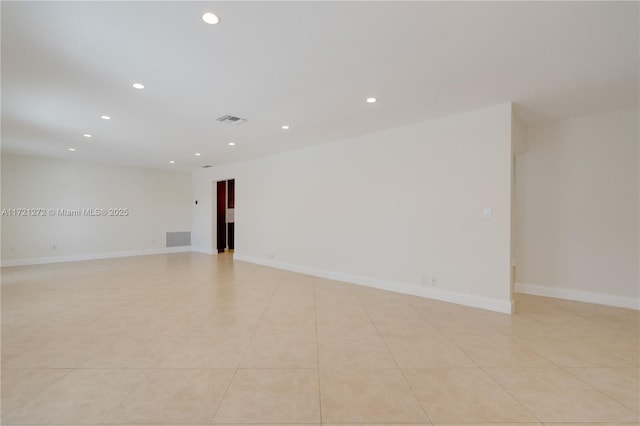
2;1;638;171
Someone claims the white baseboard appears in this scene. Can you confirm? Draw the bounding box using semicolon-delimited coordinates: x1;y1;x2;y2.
515;282;640;310
191;247;216;255
1;246;192;267
234;253;513;314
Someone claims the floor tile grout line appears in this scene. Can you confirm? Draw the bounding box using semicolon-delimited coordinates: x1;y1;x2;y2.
209;278;277;424
358;293;433;424
97;367;155;425
559;365;640;415
0;366;76;421
478;365;542;423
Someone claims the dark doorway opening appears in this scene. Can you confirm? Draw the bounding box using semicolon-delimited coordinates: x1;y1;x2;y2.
216;179;235;253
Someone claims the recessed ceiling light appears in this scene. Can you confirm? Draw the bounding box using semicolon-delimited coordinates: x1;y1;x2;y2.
101;115;111;120
68;148;76;152
281;125;290;130
228;142;235;146
132;83;144;90
83;134;92;138
195;152;201;156
202;12;220;25
169;160;175;164
366;97;377;103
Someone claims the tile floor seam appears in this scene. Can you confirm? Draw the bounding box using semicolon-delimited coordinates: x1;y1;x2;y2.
360;297;433;424
519;342;566;370
478;365;542;423
0;367;75;423
210;279;278;424
98;367;156;425
559;365;640;415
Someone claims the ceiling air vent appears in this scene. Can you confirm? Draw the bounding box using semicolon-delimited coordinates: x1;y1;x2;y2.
216;114;247;125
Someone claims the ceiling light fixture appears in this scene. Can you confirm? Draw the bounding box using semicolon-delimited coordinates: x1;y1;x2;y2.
68;148;76;152
195;153;201;156
132;83;144;90
83;134;92;138
366;97;377;103
281;125;290;130
101;115;111;120
169;160;175;164
202;12;220;25
228;142;235;146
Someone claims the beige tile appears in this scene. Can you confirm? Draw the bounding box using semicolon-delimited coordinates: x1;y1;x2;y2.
106;369;234;424
255;316;317;337
436;424;541;426
317;318;380;339
366;306;443;338
213;369;320;423
320;368;427;423
384;335;476;368
450;333;556;367
4;254;640;426
1;368;71;414
2;368;150;425
404;368;536;423
1;334;98;368
584;332;639;366
543;423;640;426
81;333;187;368
324;424;430;426
421;314;497;337
240;331;318;368
319;334;397;369
485;367;639;422
518;335;635;367
161;334;252;368
316;307;379;338
566;368;640;414
193;320;260;340
592;314;640;332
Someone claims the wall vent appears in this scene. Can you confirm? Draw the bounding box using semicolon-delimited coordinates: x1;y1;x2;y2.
166;231;191;247
216;114;247;125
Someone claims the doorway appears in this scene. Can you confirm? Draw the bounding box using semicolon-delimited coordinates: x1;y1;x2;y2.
216;179;235;253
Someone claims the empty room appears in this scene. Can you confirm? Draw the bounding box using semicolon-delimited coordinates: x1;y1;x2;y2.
1;1;638;425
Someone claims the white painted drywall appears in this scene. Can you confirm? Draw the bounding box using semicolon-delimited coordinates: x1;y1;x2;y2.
1;154;192;264
193;103;514;312
516;108;639;307
510;108;527;300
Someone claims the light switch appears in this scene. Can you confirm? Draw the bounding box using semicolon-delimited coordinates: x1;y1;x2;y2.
483;207;492;219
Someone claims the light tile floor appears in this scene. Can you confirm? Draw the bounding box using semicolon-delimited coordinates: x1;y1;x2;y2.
1;252;638;425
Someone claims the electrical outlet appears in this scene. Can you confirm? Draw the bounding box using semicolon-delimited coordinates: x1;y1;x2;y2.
430;276;437;287
52;244;57;250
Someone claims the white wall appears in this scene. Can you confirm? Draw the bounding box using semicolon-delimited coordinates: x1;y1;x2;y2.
193;104;514;312
516;108;639;309
1;154;192;265
511;108;527;299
